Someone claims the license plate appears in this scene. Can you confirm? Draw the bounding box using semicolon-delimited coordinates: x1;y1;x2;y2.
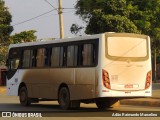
124;84;133;88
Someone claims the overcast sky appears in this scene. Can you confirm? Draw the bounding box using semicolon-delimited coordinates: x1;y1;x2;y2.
4;0;85;39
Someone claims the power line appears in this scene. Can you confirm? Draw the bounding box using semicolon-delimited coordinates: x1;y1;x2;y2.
12;9;75;27
44;0;58;11
12;0;76;27
44;0;75;10
63;10;75;14
44;10;75;16
12;9;57;26
62;8;75;9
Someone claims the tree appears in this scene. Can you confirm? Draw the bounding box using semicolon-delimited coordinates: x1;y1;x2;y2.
0;45;8;65
10;30;37;44
0;30;37;66
0;0;13;42
0;0;13;65
73;0;160;43
74;0;160;80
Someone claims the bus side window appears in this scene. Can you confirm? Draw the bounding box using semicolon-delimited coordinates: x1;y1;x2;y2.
45;48;50;66
31;50;37;67
67;45;78;66
22;50;33;68
81;44;94;66
51;47;63;67
36;48;46;67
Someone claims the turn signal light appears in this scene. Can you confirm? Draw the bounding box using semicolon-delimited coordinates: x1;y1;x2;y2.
102;69;111;89
145;71;151;89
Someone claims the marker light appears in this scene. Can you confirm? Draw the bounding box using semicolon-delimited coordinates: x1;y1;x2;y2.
102;69;111;89
145;71;151;89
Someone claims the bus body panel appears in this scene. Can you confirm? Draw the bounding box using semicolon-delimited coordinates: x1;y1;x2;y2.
7;68;97;100
51;67;97;100
69;84;95;100
69;68;97;100
102;60;150;90
7;70;19;96
21;69;51;98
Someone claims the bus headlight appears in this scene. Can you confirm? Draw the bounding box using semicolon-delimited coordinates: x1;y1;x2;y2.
145;71;151;89
102;69;111;89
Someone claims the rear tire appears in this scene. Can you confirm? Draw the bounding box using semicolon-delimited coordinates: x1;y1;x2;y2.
58;87;71;110
95;99;110;110
95;98;119;110
19;86;31;106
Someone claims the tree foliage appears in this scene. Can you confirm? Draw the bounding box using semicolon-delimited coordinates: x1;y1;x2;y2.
0;1;37;65
10;30;37;44
0;0;13;65
0;45;8;65
0;30;37;65
73;0;160;49
0;0;13;42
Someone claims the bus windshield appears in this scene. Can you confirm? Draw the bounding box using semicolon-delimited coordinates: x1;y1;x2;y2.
106;37;148;60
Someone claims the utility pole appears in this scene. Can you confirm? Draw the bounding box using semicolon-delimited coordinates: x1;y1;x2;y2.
58;0;64;39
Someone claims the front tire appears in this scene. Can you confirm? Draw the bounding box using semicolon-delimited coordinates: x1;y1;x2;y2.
19;86;31;106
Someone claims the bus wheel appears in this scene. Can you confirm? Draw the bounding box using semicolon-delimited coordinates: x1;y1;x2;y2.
58;87;71;110
95;98;120;110
95;99;110;110
19;86;31;106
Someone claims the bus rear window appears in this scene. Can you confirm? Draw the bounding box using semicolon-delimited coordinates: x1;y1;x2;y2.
106;37;148;60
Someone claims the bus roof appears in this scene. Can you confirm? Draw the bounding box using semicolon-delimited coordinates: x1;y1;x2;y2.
8;33;103;49
8;32;149;49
